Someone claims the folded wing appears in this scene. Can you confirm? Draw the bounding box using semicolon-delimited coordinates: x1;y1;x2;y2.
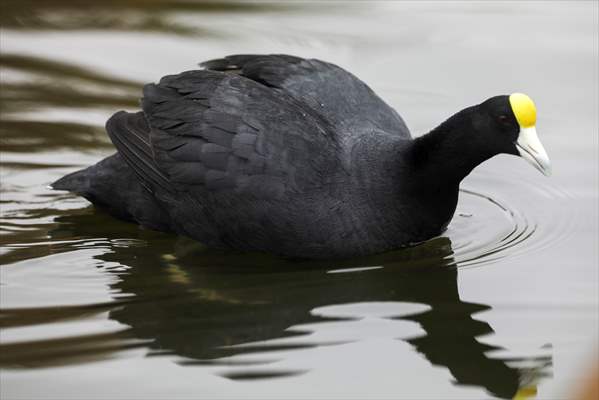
106;55;408;199
107;69;340;198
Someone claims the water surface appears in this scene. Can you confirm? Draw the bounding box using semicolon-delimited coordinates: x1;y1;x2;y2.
1;2;598;399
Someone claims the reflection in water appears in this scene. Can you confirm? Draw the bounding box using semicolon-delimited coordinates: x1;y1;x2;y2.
0;53;140;158
0;0;298;33
2;210;552;399
0;54;141;115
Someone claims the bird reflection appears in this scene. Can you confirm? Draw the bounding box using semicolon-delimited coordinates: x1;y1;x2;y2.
49;209;551;399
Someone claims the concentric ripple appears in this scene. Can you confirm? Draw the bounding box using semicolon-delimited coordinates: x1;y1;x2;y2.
446;167;578;268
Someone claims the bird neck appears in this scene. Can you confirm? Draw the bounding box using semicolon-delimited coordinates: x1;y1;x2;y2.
409;107;494;186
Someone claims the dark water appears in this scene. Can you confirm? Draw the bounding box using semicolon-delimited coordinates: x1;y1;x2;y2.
1;2;597;399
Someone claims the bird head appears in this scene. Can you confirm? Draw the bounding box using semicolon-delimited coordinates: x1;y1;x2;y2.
476;93;551;176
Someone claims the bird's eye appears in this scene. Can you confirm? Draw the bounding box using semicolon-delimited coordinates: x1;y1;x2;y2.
497;115;510;124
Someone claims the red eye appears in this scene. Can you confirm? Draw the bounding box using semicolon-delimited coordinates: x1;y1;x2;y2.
497;115;509;124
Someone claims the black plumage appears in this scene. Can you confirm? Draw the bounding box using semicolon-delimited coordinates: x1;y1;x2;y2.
53;54;541;259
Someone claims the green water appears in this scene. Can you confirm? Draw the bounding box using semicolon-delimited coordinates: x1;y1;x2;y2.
1;2;597;399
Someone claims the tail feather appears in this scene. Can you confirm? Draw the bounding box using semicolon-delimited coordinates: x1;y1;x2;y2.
51;168;92;194
51;153;173;231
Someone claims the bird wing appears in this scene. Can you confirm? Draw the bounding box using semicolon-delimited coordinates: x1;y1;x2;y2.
201;54;410;140
106;70;341;198
105;111;172;194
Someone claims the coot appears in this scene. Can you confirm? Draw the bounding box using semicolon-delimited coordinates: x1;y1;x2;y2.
53;54;551;259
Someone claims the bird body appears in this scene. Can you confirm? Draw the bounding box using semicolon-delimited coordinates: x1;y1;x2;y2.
53;54;550;259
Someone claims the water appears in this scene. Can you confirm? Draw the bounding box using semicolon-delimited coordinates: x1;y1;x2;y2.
1;2;597;399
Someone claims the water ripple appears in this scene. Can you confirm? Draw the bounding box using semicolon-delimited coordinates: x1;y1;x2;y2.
448;170;577;268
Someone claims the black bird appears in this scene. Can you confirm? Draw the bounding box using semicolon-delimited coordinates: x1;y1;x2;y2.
52;54;551;259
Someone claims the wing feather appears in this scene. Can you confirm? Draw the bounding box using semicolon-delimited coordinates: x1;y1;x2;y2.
105;111;172;193
125;69;339;197
108;54;405;199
